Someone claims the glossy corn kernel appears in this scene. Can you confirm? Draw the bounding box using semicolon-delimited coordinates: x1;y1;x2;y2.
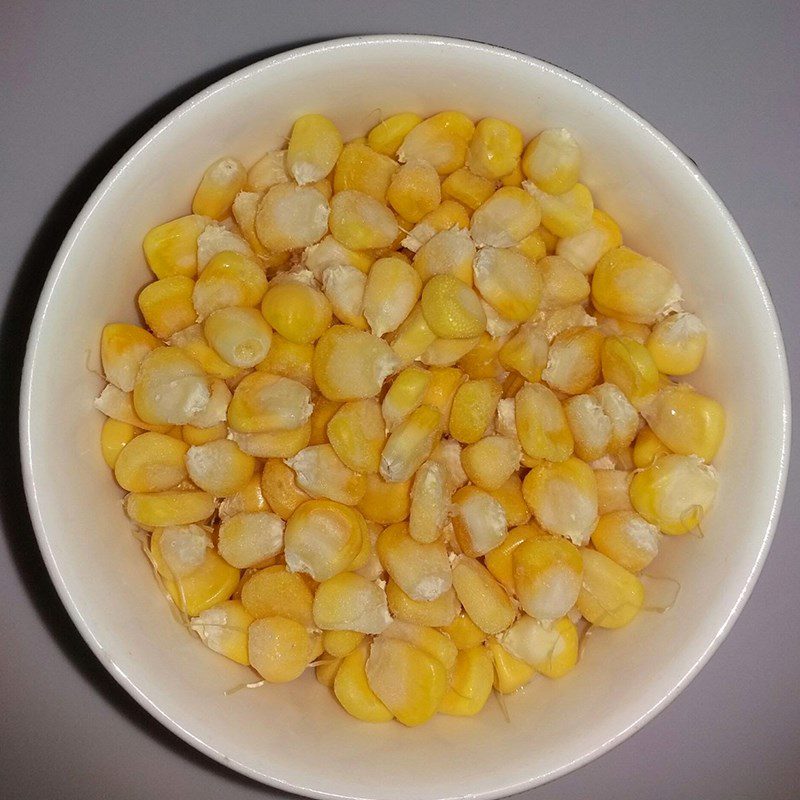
498;323;548;383
362;255;422;337
451;556;515;634
408;460;449;544
488;638;536;694
101;418;138;468
421;366;465;418
470;187;540;248
228;373;312;434
334;643;394;722
451;485;508;557
113;431;188;492
332;139;398;200
513;229;547;261
328;398;386;474
501;615;579;677
514;382;574;462
192;157;245;219
95;384;170;432
523;457;598;545
286;444;366;506
323;629;365;659
413;229;476;289
555;209;623;274
202;307;272;369
143;214;208;279
248;616;315;683
322;264;367;329
253;182;329;251
313;572;391;634
420;274;486;339
401;200;471;252
439;644;494;716
377;522;451;601
229;422;311;459
138;275;196;339
541;325;604;395
255;333;314;389
524;182;594;238
592;246;682;324
366;635;447;726
388;303;437;365
488;474;531;528
441;610;486;650
260;276;332;345
473;249;542;326
633;426;671;468
601;335;660;409
595;468;633;515
466;118;523;180
441;168;496;211
512;534;583;621
380;404;441;483
218;473;268;520
192;250;268;320
240;565;314;625
261;458;309;519
630;453;718;535
303;235;374;280
461;435;521;492
101;324;160;392
185;439;255;496
381;367;430;430
591;510;659;573
642;383;725;462
285;114;343;184
386;579;460;627
521;128;581;195
329;190;398;250
216;511;284;569
398;111;475;175
356;472;411;525
366;112;422;156
577;548;644;628
381;621;456;671
537;255;591;310
646;312;707;375
387;159;441;223
191;599;253;665
314;324;401;401
448;378;502;443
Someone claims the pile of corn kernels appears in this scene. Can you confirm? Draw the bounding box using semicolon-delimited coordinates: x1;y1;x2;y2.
96;111;725;726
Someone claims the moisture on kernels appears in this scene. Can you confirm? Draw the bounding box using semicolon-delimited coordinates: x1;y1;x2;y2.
501;614;579;677
387;159;441;223
420;274;486;339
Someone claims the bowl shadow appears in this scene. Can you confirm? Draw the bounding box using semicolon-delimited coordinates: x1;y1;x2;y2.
1;38;332;795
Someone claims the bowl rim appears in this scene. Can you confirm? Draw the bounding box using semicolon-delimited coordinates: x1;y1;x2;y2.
19;33;792;800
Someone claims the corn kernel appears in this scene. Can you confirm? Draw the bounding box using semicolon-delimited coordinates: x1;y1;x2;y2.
591;510;659;573
448;378;502;443
460;435;521;492
143;214;208;279
646;312;707;375
323;629;365;659
487;474;531;528
229;422;311;459
367;112;423;156
591;382;639;452
261;458;309;520
577;548;644;628
601;335;660;409
488;638;535;694
303;234;375;280
185;439;255;496
514;382;574;462
248;616;315;683
633;426;671;468
322;264;367;329
114;431;189;492
420;366;463;419
228;372;312;433
541;326;604;395
536;255;590;310
555;208;622;274
497;323;548;383
386;579;460;627
470;187;540;248
138;275;196;339
379;404;441;483
353;521;384;581
100;418;138;468
316;655;342;687
381;367;429;431
246;148;289;192
101;323;160;392
451;485;508;557
501;615;579;677
260;276;332;344
514;229;548;261
240;564;314;625
419;274;486;340
521;128;581;195
332;139;398;200
127;489;215;529
595;468;633;515
441;168;496;211
439;644;494;716
420;336;478;367
218;473;268;520
408;460;449;544
381;620;457;670
230;192;266;259
192;157;245;219
191;599;253;665
217;511;284;569
192;250;268;320
196;222;253;272
451;556;515;634
327;398;386;474
401;200;471;252
362;255;422;338
389;304;438;365
563;394;612;462
313;572;391;633
524;182;594;238
397;111;475;175
334;643;394;722
413;231;475;292
286;444;366;506
484;523;543;591
285;114;343;184
202;307;272;369
95;384;170;432
441;611;486;650
356;472;411;525
252;182;329;251
387;159;441;223
329;190;398;250
466;118;523;180
429;438;469;491
473;249;542;324
167;325;240;381
255;333;314;389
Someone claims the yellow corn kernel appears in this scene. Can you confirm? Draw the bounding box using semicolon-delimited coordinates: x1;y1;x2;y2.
231;190;268;257
524;182;594;238
240;565;314;625
595;314;651;345
512;534;583;620
387;159;441;223
537;255;590;310
322;629;365;659
184;439;255;495
182;421;226;446
321;264;367;330
439;644;494;717
191;599;253;665
645;312;707;375
334;643;394;722
595;469;633;515
541;326;604;395
382;367;430;431
451;556;515;634
285;114;343;184
227;372;312;433
601;335;660;409
192;157;245;219
398;111;475;175
500;161;524;187
327;398;386;474
138;276;196;340
408;460;449;544
332;138;398;200
451;485;508;557
487;474;531;528
217;511;283;570
421;366;464;419
100;418;138;469
192;250;268;320
476;250;543;326
218;473;268;520
429;438;469;491
523;457;598;545
470;187;540;248
377;522;451;601
590;382;640;453
537;225;559;253
555;208;623;275
313;572;391;634
577;548;644;628
150;527;239;615
419;274;486;340
260;277;331;345
261;458;309;519
461;435;521;492
229;422;311;459
563;392;615;462
254;183;329;251
366;635;447;726
94;384;170;433
113;431;188;492
591;510;659;573
248;616;315;683
488;638;535;694
246;149;288;192
515;382;574;462
389;304;438;365
521;128;581;195
255;333;314;389
441;611;486;650
329;190;398;250
285;444;366;506
448;378;501;444
165;326;237;382
401;200;472;252
314;324;401;401
386;579;460;627
362;255;422;338
466;117;523;180
356;472;411;525
101;323;160;393
303;234;374;279
441;168;495;211
498;323;548;383
382;620;457;670
195;223;254;275
202;307;272;369
420;336;479;368
642;383;725;462
316;655;342;687
284;498;366;579
633;426;671;468
380;404;441;483
413;229;476;290
143;214;208;279
367;112;423;156
592;246;682;324
513;229;547;261
501;615;579;677
484;523;543;591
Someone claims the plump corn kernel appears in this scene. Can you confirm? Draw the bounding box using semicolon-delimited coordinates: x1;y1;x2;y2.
451;485;508;557
460;436;521;492
191;599;253;665
334;643;394;722
563;394;613;462
240;565;314;625
329;190;398;250
498;323;549;382
601;335;660;409
185;439;256;496
474;249;542;325
419;274;486;340
217;511;284;569
327;399;386;474
591;510;659;573
261;458;309;519
595;468;633;515
228;372;312;434
303;235;374;280
322;264;367;329
229;422;311;459
285;114;343;184
192;157;245;219
138;275;196;339
143;214;208;279
470;187;541;248
541;326;604;395
592;246;682;324
441;168;496;211
633;426;671;468
398;111;475;175
382;620;457;670
413;229;476;289
512;534;583;621
466;117;523;180
448;378;502;444
366;112;423;156
523;457;598;545
253;182;329;252
133;347;210;426
196;221;253;271
313;572;391;634
255;333;314;389
322;629;365;659
202;307;273;369
521;128;581;195
218;473;268;520
366;635;447;726
577;548;644;628
401;200;472;252
101;323;160;392
524;182;594;238
513;229;547;261
95;384;170;432
421;366;464;419
408;460;449;544
388;304;437;365
439;644;494;717
246;149;289;192
314;324;401;401
101;418;138;468
192;250;268;320
537;255;591;310
541;305;595;342
113;431;189;492
380;404;441;483
286;444;366;506
386;579;461;627
488;638;535;694
387;159;441;223
356;472;412;526
630;453;718;535
595;314;651;345
248;616;315;683
645;312;707;376
167;325;239;381
487;474;531;529
332;139;398;200
441;610;486;650
150;524;211;579
260;276;332;345
483;523;543;591
362;255;422;338
514;382;574;462
283;498;366;581
429;438;469;492
555;208;622;274
590;382;639;452
381;367;430;431
451;556;515;634
501;615;579;678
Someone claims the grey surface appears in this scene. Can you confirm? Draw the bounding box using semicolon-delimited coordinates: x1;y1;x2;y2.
1;2;798;798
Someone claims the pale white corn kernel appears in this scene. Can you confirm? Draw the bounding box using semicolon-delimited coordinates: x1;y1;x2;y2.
255;183;330;251
218;511;285;568
589;382;640;452
286;444;367;507
302;235;373;280
537;255;591;310
470;187;541;248
408;460;450;544
451;485;508;557
413;228;476;286
189;379;232;429
158;524;212;578
185;438;256;496
595;469;634;515
196;222;253;271
100;323;160;393
323;264;368;329
246;149;289;192
227;373;313;433
377;523;452;601
329;190;399;250
473;247;542;322
460;435;521;492
563;394;613;462
429;438;468;491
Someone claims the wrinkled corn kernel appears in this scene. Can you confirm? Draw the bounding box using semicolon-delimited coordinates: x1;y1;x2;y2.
472;246;542;323
381;366;430;431
484;523;544;591
498;323;549;382
401;200;471;251
255;333;314;389
389;303;438;365
487;474;531;528
537;255;590;310
229;422;311;459
101;324;160;392
595;469;633;515
191;599;253;665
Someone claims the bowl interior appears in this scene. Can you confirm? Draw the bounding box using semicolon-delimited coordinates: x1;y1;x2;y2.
22;36;788;800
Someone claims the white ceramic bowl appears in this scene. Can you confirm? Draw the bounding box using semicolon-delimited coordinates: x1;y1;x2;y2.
21;35;790;800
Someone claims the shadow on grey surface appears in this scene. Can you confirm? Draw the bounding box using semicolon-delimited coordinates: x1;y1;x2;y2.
0;38;335;796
